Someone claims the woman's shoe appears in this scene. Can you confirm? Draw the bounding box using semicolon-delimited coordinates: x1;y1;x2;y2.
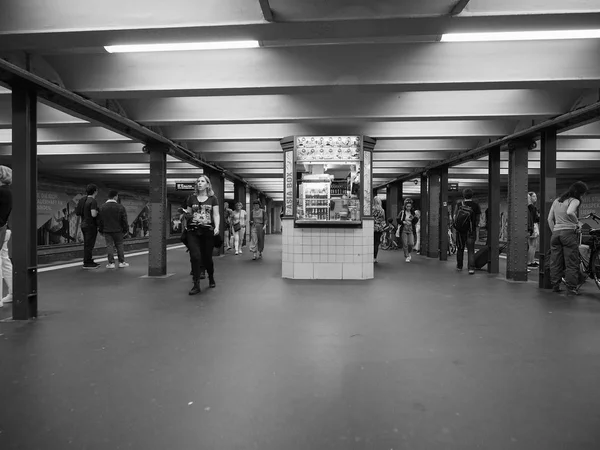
209;276;216;288
252;253;257;260
258;252;263;259
235;251;239;255
189;282;201;295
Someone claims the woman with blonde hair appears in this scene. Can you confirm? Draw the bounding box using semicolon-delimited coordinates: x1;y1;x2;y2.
372;196;386;263
182;174;220;295
396;198;419;263
0;166;12;307
231;201;247;255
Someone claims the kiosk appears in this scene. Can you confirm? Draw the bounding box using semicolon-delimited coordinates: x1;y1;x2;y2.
280;135;376;279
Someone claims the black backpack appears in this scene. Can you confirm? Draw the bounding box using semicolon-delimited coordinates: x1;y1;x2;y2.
454;201;474;233
75;196;88;217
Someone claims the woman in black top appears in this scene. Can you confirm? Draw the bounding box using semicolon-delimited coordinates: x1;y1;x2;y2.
184;175;220;295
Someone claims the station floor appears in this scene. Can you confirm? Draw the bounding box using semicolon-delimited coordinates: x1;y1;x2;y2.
1;235;600;450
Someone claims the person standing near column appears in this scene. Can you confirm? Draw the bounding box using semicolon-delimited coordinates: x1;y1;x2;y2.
250;200;268;260
98;190;130;269
454;188;481;274
184;175;220;295
231;202;247;255
527;192;540;268
81;184;100;269
0;166;12;307
396;198;419;263
373;196;386;263
548;181;588;295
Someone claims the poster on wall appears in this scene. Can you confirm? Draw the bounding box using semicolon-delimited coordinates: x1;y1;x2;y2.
37;186;150;247
170;203;183;234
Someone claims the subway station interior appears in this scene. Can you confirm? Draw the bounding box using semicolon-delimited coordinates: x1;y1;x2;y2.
1;1;600;449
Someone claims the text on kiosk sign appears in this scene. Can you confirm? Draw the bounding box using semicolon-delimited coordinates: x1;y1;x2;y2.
176;183;195;191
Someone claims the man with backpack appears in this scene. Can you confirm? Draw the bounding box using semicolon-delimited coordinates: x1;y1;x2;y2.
454;188;481;274
75;184;100;269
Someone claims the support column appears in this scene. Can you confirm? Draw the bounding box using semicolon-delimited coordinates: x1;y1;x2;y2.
147;145;168;277
506;142;529;281
11;87;38;320
539;129;557;288
439;166;449;261
488;146;501;274
420;174;429;257
234;181;246;208
208;169;225;255
385;182;399;224
427;170;441;258
266;198;273;234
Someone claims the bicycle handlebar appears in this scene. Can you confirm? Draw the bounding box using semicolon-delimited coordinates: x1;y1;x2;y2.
582;212;600;223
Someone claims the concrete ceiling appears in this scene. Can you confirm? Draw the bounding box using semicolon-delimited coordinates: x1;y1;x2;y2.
1;0;600;201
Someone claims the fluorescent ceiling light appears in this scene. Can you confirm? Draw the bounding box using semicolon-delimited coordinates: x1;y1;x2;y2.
441;29;600;42
104;40;260;53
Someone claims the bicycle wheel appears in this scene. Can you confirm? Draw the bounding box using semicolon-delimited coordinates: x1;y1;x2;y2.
380;233;391;250
591;250;600;290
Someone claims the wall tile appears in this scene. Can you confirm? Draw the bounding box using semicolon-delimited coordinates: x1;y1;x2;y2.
343;263;363;279
314;263;343;279
294;262;313;279
363;263;374;279
282;262;293;278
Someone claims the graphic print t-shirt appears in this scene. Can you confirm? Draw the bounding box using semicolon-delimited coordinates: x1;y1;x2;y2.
186;194;218;232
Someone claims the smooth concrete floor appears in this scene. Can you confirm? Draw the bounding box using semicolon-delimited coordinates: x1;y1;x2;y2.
1;236;600;450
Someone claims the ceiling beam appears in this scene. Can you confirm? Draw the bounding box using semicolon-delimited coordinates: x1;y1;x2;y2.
164;120;514;141
43;40;600;97
377;101;600;187
258;0;274;22
450;0;471;16
122;90;571;124
2;10;600;51
0;57;261;191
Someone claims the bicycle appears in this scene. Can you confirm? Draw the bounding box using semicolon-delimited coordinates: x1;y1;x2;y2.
380;224;400;251
578;212;600;291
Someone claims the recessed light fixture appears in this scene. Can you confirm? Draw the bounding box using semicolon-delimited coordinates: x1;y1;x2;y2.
104;40;260;53
441;29;600;42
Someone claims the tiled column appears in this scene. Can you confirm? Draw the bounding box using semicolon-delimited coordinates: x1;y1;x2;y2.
147;145;168;277
539;129;557;288
506;142;529;281
427;169;441;258
11;87;38;319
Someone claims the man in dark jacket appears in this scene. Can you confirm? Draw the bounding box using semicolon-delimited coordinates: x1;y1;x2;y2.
98;190;129;269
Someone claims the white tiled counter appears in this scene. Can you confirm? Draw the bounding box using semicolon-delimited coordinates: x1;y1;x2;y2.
281;218;374;280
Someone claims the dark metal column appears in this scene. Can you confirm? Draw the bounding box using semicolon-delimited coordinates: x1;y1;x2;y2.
147;146;168;277
385;182;399;224
506;142;529;281
420;174;429;257
539;128;557;288
488;146;501;274
439;166;449;261
11;87;38;320
250;190;259;208
234;181;246;208
266;198;273;234
427;170;441;258
208;169;225;255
